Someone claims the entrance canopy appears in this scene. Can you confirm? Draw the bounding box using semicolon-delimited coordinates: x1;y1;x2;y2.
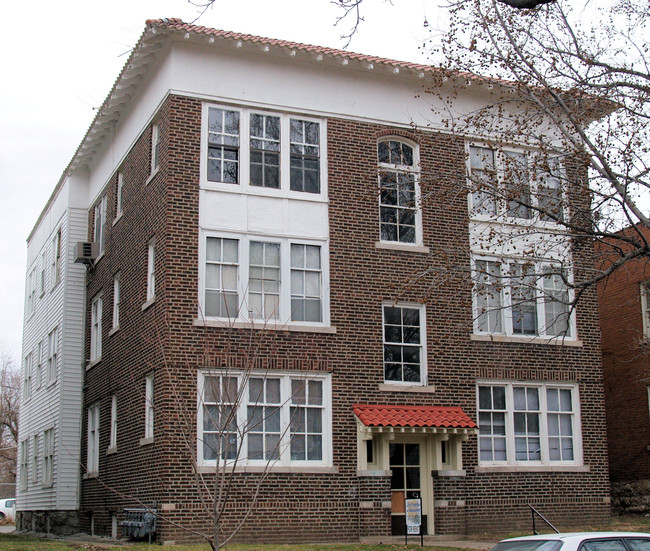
353;404;478;435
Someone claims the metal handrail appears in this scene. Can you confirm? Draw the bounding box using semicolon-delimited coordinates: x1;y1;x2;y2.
528;503;559;535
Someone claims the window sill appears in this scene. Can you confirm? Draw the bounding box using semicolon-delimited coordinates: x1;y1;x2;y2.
109;326;120;337
41;483;53;489
471;333;583;347
193;318;337;334
379;383;435;393
86;358;101;371
139;437;154;447
357;469;391;477
433;469;466;477
83;472;99;480
475;465;589;473
375;242;429;254
145;167;159;186
112;213;123;227
93;252;105;267
198;464;338;474
51;279;61;293
106;446;117;456
469;214;565;228
141;298;155;311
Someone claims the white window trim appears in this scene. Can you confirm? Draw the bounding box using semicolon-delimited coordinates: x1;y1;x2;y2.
377;137;424;247
109;395;118;450
51;228;62;289
471;255;577;341
147;239;156;302
43;428;54;486
112;273;121;331
19;440;27;490
200;103;328;200
47;327;58;384
382;302;428;386
641;281;650;339
151;124;160;174
32;434;39;483
90;294;103;363
476;380;583;468
116;172;124;220
87;403;100;474
199;232;331;328
466;142;567;225
145;375;154;440
197;370;333;469
94;195;107;257
23;353;32;401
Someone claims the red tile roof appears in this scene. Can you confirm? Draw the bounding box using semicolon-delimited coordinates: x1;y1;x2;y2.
353;404;477;429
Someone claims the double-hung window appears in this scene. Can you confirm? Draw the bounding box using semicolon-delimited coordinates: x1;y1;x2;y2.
478;382;581;466
90;295;102;362
23;353;32;401
112;273;120;330
116;173;124;219
94;195;107;256
151;124;160;173
204;105;324;195
110;395;117;449
473;258;573;339
87;404;100;473
43;428;54;485
51;229;61;287
642;281;650;339
468;145;564;222
145;375;154;440
32;434;39;482
19;440;27;490
202;235;327;325
378;139;420;244
198;370;332;467
147;240;156;302
383;305;426;385
47;328;58;383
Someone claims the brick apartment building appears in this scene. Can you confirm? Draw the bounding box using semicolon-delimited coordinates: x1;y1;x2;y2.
598;224;650;512
17;19;610;543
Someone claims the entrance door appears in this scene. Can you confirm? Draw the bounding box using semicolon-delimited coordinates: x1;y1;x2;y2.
389;442;428;535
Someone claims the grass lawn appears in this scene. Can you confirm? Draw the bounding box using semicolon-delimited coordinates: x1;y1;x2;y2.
0;515;648;551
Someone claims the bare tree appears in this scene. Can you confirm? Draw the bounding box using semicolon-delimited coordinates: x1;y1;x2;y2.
0;349;18;490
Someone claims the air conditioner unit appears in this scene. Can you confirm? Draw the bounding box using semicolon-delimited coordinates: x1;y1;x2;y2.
74;241;99;264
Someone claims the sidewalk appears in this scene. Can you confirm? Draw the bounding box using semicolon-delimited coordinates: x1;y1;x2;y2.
361;535;498;549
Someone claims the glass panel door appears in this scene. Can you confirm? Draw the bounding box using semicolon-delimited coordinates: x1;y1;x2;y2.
389;442;427;535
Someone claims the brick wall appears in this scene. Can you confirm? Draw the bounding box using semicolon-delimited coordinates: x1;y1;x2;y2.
78;94;610;543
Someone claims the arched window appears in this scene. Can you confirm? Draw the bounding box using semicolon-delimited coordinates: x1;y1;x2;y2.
378;139;420;244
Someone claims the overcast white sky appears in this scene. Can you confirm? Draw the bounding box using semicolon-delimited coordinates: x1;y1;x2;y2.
0;0;439;362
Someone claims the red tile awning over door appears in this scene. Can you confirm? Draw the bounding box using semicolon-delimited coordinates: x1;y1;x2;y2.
353;404;477;432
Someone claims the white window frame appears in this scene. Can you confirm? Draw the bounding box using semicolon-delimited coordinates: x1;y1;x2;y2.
35;341;43;389
382;303;427;386
197;370;333;468
641;281;650;339
32;434;39;482
467;143;566;224
377;137;423;246
116;172;124;219
199;233;330;327
112;273;121;330
87;403;100;473
201;104;328;198
23;352;32;401
47;328;58;383
51;228;61;288
43;428;54;486
110;395;118;449
151;124;160;173
27;268;36;316
472;256;576;340
40;251;46;296
147;239;156;302
19;440;27;490
477;381;583;467
94;194;107;257
145;374;154;440
90;294;103;363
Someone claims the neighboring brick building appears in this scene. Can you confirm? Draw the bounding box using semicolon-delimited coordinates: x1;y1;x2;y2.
17;19;610;543
598;224;650;512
